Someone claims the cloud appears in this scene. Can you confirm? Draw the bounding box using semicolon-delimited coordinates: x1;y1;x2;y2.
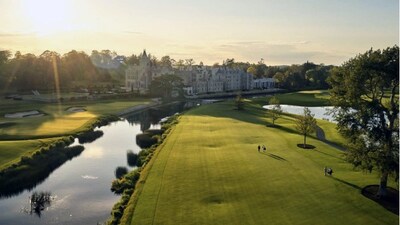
210;40;348;65
123;31;144;35
0;32;36;37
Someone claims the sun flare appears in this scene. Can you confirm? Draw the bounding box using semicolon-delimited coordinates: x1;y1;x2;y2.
21;0;74;35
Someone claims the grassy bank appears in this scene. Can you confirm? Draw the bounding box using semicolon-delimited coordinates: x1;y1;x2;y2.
127;99;397;225
0;98;149;139
0;98;150;173
252;89;330;107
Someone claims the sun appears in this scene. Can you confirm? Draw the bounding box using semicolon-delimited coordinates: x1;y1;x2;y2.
21;0;74;35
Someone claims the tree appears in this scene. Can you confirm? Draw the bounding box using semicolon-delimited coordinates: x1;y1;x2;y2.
327;46;399;197
235;93;244;110
295;107;316;148
184;58;195;66
160;55;173;68
223;58;235;67
268;96;282;126
0;50;11;89
247;66;257;76
149;74;183;99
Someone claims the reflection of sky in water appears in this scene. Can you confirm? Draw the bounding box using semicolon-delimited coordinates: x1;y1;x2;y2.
0;104;181;225
263;104;335;122
82;146;104;159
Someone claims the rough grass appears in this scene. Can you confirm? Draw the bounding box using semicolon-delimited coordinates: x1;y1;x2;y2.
128;101;398;225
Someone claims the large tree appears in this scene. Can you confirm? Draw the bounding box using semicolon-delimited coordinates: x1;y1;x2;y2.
295;107;317;148
149;74;183;98
328;46;399;197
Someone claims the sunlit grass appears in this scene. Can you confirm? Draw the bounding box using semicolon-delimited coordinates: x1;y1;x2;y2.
129;101;397;225
0;99;149;138
0;98;150;171
252;90;330;107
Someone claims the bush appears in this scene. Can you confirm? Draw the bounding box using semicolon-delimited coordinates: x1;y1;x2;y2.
78;130;104;144
115;166;128;179
136;133;158;148
107;113;180;225
0;145;84;198
144;129;164;136
127;150;138;167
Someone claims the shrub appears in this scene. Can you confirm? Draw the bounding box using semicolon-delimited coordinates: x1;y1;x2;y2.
78;130;104;144
127;150;138;167
115;167;128;179
136;133;157;148
144;129;164;136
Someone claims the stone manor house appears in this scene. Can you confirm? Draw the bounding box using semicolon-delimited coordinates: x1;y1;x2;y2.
125;50;275;95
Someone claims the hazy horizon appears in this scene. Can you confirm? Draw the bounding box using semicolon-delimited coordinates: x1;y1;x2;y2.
0;0;398;66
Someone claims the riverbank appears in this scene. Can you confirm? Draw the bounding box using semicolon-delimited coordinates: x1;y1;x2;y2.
185;88;284;99
0;98;152;172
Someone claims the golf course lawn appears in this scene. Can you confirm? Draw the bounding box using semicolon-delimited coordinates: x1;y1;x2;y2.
0;98;150;171
0;98;150;139
128;101;398;225
251;90;331;107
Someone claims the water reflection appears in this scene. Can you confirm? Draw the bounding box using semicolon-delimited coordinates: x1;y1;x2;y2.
127;150;138;167
27;192;53;218
125;101;193;131
0;101;196;225
263;104;335;122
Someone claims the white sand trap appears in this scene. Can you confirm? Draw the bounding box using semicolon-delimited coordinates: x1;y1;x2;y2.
66;107;86;112
4;110;44;118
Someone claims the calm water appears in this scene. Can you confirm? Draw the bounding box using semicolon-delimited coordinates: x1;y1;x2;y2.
0;103;187;225
263;104;335;122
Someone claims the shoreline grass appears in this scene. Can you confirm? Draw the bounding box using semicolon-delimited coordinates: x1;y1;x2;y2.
0;98;150;175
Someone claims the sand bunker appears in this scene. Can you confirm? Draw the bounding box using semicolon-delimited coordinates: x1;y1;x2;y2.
4;110;45;118
66;107;86;112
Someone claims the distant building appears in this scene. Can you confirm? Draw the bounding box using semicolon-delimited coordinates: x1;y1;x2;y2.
179;66;254;95
253;78;275;89
125;50;172;93
125;50;275;95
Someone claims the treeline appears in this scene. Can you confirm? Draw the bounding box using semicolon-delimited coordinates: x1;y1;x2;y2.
214;58;333;90
0;49;334;93
0;50;125;93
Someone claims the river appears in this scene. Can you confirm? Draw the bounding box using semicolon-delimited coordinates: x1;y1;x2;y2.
0;102;188;225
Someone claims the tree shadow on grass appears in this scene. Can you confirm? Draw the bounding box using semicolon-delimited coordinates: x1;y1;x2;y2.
331;176;362;191
361;185;399;215
260;152;287;161
297;144;316;149
314;149;346;162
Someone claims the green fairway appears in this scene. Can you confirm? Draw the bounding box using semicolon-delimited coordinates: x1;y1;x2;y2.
0;98;150;170
252;90;330;107
0;138;61;171
128;101;398;225
0;98;150;139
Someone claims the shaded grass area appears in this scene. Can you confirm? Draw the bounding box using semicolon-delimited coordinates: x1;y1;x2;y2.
128;100;398;225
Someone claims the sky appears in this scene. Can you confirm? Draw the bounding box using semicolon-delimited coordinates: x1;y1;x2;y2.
0;0;398;65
